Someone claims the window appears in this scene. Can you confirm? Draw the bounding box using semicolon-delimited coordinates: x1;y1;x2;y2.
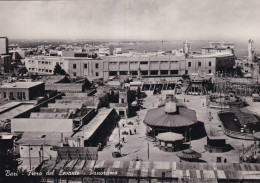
119;62;127;64
84;64;88;69
198;62;201;66
109;71;117;76
23;92;26;99
95;63;99;68
3;92;6;98
140;61;148;65
209;62;212;66
188;62;191;67
141;71;148;75
30;147;33;150
185;70;188;74
73;72;77;76
209;70;211;73
160;70;168;75
96;72;99;76
150;70;158;75
130;62;138;64
170;70;179;74
10;92;13;99
119;71;127;75
21;147;23;150
73;64;77;69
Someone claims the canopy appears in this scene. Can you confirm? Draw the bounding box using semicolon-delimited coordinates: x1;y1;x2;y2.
144;106;197;127
156;132;184;142
176;149;202;160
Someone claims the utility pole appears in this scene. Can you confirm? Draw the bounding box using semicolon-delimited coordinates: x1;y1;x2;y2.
29;144;32;170
118;124;121;155
42;144;44;162
147;142;149;160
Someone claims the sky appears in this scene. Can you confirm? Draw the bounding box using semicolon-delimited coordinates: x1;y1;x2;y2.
0;0;260;41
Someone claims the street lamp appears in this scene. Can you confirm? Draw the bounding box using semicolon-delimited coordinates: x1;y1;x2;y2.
208;111;214;136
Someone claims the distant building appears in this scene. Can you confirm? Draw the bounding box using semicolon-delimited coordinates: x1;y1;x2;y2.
0;82;45;101
0;55;11;74
23;56;103;77
62;51;89;57
202;42;234;55
23;44;235;81
0;37;8;55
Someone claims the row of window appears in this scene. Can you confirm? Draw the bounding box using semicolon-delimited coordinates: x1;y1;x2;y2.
188;61;212;67
72;63;99;69
108;70;212;76
38;69;52;73
20;146;53;151
73;72;99;77
2;92;26;99
108;61;180;65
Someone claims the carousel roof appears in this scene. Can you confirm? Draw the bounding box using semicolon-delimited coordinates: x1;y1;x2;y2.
156;132;184;142
144;105;197;127
176;149;202;160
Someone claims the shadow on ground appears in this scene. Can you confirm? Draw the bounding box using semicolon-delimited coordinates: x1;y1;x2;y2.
191;121;207;140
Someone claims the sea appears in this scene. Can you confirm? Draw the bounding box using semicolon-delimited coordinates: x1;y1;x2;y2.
119;40;260;58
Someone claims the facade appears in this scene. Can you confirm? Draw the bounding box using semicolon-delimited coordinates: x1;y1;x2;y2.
24;56;103;77
24;56;69;75
0;82;45;101
23;50;235;81
0;37;8;55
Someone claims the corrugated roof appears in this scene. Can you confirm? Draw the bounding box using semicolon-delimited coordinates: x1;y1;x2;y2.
38;160;260;181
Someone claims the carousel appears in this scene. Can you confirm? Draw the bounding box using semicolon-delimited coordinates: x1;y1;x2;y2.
144;97;197;140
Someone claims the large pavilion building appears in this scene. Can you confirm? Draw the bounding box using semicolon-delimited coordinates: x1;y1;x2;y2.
143;97;197;140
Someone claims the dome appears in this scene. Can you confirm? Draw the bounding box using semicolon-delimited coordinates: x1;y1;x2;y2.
165;101;177;114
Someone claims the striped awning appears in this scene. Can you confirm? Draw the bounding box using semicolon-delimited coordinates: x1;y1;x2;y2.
38;160;260;180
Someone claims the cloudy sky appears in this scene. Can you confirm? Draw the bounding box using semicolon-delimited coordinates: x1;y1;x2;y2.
0;0;260;41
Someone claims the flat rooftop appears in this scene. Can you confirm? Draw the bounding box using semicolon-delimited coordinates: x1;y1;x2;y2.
189;52;234;59
26;56;94;60
0;82;43;89
16;131;72;146
30;112;70;119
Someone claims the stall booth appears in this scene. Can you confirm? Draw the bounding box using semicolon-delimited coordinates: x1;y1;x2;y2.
204;136;229;153
156;132;184;152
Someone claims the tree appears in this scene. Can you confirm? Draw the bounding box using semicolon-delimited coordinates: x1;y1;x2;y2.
18;67;28;76
53;63;66;75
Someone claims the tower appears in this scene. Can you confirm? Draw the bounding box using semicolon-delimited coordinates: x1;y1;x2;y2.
248;39;255;62
183;40;191;54
0;37;8;55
